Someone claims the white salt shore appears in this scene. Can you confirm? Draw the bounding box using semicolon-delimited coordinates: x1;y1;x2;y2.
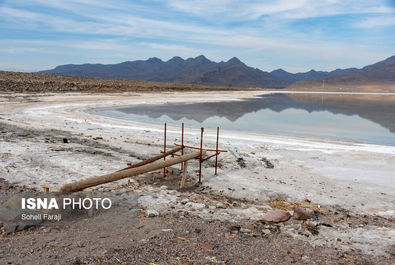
0;91;394;217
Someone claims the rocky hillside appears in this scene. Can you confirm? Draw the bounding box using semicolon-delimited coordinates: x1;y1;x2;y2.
289;55;395;91
39;56;361;89
39;56;288;88
270;68;360;83
7;55;395;91
0;71;236;93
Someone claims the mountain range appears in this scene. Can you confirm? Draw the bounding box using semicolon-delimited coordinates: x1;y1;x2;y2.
39;55;395;89
289;55;395;91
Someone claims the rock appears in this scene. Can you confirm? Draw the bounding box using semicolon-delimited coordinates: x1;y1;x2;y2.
262;229;271;235
306;220;319;227
2;195;23;208
0;207;42;234
262;210;291;223
305;221;319;235
146;209;159;217
293;208;315;220
4;223;18;234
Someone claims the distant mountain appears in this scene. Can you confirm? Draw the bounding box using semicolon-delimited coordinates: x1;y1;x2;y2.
39;55;288;88
39;56;213;82
39;55;394;89
270;68;360;83
176;57;286;88
289;55;395;91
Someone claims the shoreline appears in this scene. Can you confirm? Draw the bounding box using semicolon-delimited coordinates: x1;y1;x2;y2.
0;90;394;260
1;90;394;205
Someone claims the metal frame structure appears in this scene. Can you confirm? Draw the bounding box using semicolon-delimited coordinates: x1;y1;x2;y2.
161;122;227;184
42;123;226;193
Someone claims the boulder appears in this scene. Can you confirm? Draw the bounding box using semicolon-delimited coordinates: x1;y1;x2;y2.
2;195;23;208
0;207;42;234
262;210;291;223
293;207;315;220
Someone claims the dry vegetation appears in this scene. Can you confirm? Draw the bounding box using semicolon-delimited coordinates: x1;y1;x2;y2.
0;71;251;93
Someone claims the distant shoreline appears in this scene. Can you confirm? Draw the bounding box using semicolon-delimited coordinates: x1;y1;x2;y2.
1;70;395;93
266;90;395;95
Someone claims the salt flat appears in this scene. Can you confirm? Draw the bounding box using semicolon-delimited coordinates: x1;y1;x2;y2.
1;90;395;256
1;91;394;217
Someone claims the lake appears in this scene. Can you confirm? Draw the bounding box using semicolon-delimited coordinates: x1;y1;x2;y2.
90;93;395;146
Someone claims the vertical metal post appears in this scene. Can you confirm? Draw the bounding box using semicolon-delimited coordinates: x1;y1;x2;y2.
181;123;184;171
199;127;204;184
163;123;167;178
215;127;219;175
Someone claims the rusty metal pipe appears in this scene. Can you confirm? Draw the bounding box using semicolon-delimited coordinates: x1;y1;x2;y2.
163;123;167;178
202;152;219;162
181;123;184;171
215;127;219;175
199;127;204;184
174;143;227;152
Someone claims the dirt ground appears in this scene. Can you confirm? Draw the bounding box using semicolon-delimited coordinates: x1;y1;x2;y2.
0;176;394;265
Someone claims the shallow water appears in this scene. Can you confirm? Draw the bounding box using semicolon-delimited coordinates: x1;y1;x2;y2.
90;93;395;146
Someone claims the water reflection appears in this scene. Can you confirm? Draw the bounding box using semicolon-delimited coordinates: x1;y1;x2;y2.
93;93;395;145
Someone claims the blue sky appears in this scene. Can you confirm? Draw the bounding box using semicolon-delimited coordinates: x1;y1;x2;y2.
0;0;394;72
